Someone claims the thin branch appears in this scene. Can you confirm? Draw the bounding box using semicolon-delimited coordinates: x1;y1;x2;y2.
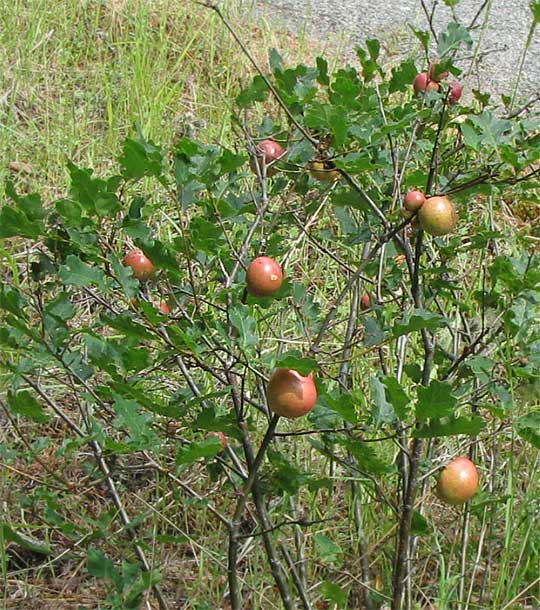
193;0;318;147
238;516;333;540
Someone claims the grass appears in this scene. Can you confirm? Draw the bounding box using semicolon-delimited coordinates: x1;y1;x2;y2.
0;0;327;200
2;1;540;609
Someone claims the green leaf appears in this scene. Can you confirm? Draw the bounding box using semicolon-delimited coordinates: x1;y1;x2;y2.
0;286;28;318
410;27;430;52
304;103;349;148
176;437;223;465
0;205;43;239
56;197;84;225
43;294;75;347
461;123;480;151
437;21;473;56
269;47;283;72
366;38;380;61
389;59;418;93
218;148;246;174
320;390;359;424
110;255;139;299
316;56;329;86
1;184;45;238
6;182;46;221
411;511;430;536
490;254;540;294
120;136;165;181
343;438;392;475
236;75;269;108
44;291;76;321
8;390;49;423
190;217;224;254
393;309;446;338
100;313;155;341
87;548;119;582
67;162;122;216
320;580;348;607
58;350;91;382
516;412;540;448
267;449;311;494
274;350;319;375
229;304;258;347
363;316;386;346
416;380;457;421
371;376;396;424
109;381;177;414
112;395;160;450
330;67;363;108
313;533;342;565
335;152;380;174
469;111;513;150
403;362;422;383
59;255;110;290
356;41;382;82
531;0;540;24
382;377;411;420
467;356;495;384
1;523;53;555
414;415;485;438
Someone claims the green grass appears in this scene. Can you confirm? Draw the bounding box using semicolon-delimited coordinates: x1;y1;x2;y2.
0;0;321;199
2;1;540;609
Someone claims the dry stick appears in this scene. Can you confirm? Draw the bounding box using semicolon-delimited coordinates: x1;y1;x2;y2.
378;85;400;199
408;282;478;602
208;129;295;606
420;0;439;43
132;490;280;610
278;541;314;610
458;289;484;610
500;576;540;610
394;119;423;207
395;335;411;488
233;413;280;517
0;460;66;492
290;496;309;588
251;484;296;610
337;258;375;610
391;98;449;610
275;427;401;440
457;464;474;610
478;440;498;606
30;322;173;609
227;372;295;610
510;5;540;110
238;516;332;540
401;234;434;609
469;0;492;29
465;497;490;607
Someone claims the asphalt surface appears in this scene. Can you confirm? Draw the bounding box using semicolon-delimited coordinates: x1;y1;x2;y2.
254;0;540;98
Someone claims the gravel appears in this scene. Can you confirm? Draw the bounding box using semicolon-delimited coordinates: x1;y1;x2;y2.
253;0;540;99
